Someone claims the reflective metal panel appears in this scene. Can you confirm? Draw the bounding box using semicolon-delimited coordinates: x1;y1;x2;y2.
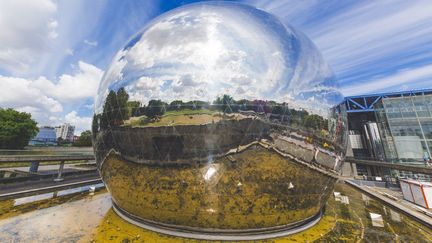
92;2;347;233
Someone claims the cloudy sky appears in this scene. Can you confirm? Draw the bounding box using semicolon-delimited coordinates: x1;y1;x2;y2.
1;0;431;133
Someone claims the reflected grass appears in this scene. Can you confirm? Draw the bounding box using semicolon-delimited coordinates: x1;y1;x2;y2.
123;109;247;127
103;147;333;229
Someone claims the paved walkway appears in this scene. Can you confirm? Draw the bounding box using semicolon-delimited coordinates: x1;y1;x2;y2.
345;180;432;228
369;185;432;214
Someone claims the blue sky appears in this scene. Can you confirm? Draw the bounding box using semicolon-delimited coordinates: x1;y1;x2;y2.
1;0;431;133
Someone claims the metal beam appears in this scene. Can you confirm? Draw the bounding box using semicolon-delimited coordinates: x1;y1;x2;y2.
368;96;382;109
345;88;432;100
0;178;102;200
343;88;432;113
346;157;432;175
0;155;95;163
347;98;366;109
346;109;375;113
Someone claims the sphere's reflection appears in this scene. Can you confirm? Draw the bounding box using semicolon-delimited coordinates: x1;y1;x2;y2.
92;2;347;236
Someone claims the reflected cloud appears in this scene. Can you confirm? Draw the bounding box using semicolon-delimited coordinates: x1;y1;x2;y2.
95;2;343;115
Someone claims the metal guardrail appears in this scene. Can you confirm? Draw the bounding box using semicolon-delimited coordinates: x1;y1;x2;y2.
0;155;95;182
0;178;103;200
346;157;432;175
0;155;95;163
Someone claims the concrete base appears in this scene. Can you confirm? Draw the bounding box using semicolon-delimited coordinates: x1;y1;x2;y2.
341;162;357;177
112;202;323;241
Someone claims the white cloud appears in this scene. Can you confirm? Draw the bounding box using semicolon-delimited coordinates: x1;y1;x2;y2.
0;61;102;132
32;61;103;102
249;0;432;92
65;48;74;56
136;76;162;91
47;111;92;135
0;0;58;73
341;64;432;96
311;0;432;75
84;39;98;47
65;111;92;134
0;76;63;113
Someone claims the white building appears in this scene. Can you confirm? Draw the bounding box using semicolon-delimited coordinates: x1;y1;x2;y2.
55;123;75;142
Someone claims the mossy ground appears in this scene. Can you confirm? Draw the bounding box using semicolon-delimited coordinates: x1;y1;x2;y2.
82;182;432;242
0;182;431;242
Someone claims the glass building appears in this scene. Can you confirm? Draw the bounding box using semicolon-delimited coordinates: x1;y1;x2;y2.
375;95;432;162
29;126;57;146
344;89;432;173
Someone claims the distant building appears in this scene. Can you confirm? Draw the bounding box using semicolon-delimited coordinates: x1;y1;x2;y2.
29;126;57;146
55;123;75;142
344;89;432;179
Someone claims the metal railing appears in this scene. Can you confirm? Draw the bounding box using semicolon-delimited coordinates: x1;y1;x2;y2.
345;157;432;175
0;154;95;182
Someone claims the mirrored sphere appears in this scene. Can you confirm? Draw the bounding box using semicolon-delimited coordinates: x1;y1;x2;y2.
92;2;347;237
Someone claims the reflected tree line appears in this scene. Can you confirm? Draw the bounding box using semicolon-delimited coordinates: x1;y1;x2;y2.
92;89;328;135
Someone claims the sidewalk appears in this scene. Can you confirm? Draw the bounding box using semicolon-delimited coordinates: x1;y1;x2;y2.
369;184;432;214
345;179;432;228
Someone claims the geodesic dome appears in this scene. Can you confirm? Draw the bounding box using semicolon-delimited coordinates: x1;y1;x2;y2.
92;2;347;239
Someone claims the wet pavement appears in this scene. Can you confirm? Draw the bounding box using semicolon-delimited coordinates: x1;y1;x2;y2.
0;181;431;242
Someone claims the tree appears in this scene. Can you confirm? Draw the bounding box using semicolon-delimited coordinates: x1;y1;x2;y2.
0;108;39;149
57;137;67;146
127;101;141;117
102;90;117;127
213;94;234;113
145;100;166;119
116;87;130;120
303;114;325;130
74;130;92;147
101;88;131;128
91;113;99;137
251;100;266;113
235;99;250;111
271;103;289;115
290;109;309;126
169;100;184;111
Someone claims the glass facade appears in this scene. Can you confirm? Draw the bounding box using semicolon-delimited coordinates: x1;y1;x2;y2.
28;127;57;146
375;95;432;163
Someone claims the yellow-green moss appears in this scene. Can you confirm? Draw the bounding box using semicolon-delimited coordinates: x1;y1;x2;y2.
1;182;431;242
